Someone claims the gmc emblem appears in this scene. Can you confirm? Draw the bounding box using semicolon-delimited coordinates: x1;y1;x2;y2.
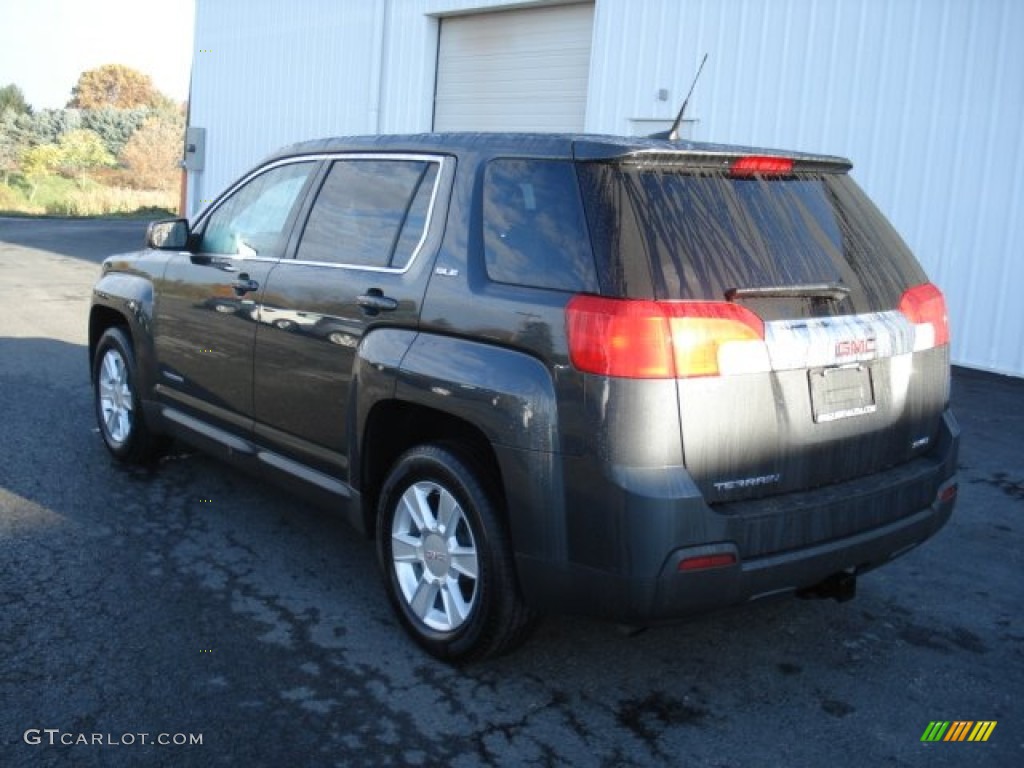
835;338;876;357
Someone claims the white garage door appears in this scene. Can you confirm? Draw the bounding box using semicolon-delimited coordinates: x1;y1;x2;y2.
433;3;594;132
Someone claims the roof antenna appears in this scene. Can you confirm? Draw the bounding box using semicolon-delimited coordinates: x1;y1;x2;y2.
658;53;708;141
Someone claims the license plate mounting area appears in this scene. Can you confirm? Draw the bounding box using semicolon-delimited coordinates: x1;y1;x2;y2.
808;364;876;423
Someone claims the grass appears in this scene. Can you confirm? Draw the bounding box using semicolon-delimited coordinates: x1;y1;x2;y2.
0;173;177;218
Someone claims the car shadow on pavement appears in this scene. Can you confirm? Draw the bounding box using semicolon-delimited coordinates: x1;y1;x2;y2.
3;339;1021;767
0;217;153;265
0;336;92;383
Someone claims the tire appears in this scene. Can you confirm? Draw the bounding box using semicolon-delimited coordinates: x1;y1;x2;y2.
93;327;164;464
273;319;295;331
376;444;536;662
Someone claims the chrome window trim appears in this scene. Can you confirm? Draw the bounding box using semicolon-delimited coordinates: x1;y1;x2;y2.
289;153;448;274
190;155;321;263
185;254;281;264
192;155;322;229
192;153;448;272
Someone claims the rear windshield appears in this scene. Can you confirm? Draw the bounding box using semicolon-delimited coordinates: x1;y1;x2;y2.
576;163;926;310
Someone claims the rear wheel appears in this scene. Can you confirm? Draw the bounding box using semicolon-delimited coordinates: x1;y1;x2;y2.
376;444;535;662
93;327;163;464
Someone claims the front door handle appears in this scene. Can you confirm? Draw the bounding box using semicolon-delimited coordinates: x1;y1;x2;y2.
232;274;260;295
357;291;398;314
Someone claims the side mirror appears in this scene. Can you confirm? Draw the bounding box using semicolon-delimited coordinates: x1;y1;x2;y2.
146;219;191;250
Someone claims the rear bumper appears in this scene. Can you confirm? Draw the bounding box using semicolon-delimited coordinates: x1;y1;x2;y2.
516;409;959;622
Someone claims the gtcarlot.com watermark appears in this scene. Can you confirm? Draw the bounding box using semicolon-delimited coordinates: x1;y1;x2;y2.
24;729;202;747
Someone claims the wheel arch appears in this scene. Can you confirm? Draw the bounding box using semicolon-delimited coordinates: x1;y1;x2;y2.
360;400;502;538
355;332;568;568
89;305;130;377
89;274;159;392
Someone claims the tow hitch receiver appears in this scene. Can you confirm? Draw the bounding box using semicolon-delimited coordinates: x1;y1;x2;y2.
797;571;857;603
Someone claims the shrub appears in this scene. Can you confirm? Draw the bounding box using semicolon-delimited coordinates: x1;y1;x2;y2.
0;173;175;217
0;181;40;213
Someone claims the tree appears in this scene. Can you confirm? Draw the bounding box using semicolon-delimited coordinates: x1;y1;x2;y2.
19;129;114;197
118;114;183;191
68;64;165;110
13;109;82;147
81;108;150;155
0;84;31;115
20;143;62;200
0;112;21;183
52;130;115;176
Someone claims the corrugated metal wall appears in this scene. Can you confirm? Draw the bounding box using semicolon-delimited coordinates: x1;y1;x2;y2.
188;0;532;200
190;0;1024;376
587;0;1024;377
189;0;388;210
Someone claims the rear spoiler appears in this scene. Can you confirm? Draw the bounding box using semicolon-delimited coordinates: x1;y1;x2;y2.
572;140;853;174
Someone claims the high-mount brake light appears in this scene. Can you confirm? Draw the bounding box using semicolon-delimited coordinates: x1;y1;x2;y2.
730;156;795;177
566;296;764;379
899;283;950;349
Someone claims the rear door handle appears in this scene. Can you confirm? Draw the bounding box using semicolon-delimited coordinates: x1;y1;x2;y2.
232;274;260;295
357;292;398;313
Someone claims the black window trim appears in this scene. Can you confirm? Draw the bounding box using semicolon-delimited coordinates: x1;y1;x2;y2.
289;152;448;274
482;155;600;294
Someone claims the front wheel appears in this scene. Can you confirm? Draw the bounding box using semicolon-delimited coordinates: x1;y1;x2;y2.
93;327;164;464
376;444;535;662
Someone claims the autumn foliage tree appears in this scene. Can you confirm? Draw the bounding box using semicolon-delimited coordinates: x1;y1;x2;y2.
67;64;167;110
0;67;184;214
118;114;184;191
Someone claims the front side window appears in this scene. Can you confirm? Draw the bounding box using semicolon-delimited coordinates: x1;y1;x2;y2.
199;161;315;257
296;159;439;268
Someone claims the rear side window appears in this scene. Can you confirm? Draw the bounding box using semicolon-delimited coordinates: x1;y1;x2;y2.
297;158;439;268
577;164;925;309
483;159;598;292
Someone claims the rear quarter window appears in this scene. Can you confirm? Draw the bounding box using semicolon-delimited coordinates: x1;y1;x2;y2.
483;159;598;293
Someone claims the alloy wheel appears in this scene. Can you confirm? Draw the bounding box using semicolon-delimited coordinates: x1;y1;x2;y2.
390;480;480;632
98;348;133;444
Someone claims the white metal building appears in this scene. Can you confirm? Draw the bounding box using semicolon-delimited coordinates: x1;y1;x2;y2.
187;0;1024;377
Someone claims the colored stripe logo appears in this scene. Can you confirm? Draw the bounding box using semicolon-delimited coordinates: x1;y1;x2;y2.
921;721;997;742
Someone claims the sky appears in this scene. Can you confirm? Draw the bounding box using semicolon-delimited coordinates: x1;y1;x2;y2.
0;0;195;110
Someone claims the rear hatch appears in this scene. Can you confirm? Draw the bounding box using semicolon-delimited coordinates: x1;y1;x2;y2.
572;150;951;503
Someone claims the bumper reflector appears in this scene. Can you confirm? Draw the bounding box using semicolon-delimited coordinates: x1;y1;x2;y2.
678;553;738;572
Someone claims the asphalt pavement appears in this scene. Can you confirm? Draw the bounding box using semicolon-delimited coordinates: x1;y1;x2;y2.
1;216;1021;767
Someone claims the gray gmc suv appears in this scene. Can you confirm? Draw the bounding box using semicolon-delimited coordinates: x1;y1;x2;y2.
90;133;959;661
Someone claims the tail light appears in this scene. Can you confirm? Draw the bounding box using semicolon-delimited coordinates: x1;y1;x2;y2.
566;296;765;379
899;283;950;349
